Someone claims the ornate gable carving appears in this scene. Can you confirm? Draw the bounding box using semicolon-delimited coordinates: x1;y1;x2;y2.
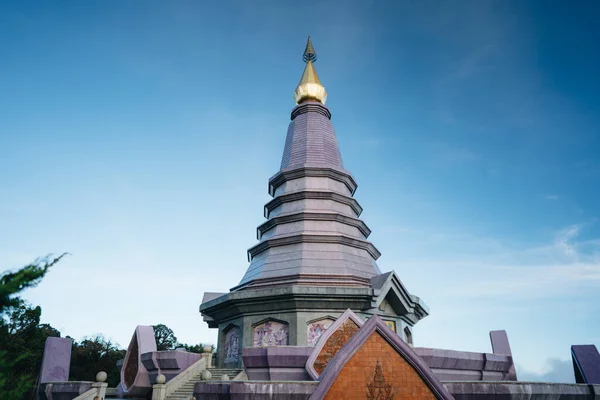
305;309;364;379
311;315;454;400
367;361;394;400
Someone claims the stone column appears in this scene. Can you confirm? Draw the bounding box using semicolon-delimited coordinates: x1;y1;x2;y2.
93;372;108;399
202;345;213;367
151;374;167;400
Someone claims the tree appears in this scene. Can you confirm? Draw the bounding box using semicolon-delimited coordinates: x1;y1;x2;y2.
152;324;178;351
0;254;67;312
69;335;126;388
0;254;137;397
0;299;62;400
179;343;214;354
0;254;66;400
151;324;215;354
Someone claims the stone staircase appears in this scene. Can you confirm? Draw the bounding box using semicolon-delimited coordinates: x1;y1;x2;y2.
166;370;203;400
207;368;243;381
166;368;242;400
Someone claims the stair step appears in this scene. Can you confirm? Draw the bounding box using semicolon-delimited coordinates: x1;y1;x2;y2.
165;369;243;400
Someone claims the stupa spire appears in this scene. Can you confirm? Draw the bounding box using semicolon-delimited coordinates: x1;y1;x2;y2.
303;36;317;63
294;36;328;105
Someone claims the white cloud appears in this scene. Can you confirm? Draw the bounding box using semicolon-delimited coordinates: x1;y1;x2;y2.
545;194;559;201
385;221;600;300
554;224;581;259
381;221;600;374
517;359;575;383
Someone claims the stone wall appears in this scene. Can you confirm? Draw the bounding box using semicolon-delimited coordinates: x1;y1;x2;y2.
445;381;600;399
216;309;365;368
193;381;600;400
242;347;313;381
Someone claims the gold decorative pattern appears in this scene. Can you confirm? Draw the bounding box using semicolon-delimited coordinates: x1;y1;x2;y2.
384;320;396;332
367;361;395;400
313;319;360;374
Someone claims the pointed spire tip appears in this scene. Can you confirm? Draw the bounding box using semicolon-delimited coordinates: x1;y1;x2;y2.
303;36;317;63
294;36;327;105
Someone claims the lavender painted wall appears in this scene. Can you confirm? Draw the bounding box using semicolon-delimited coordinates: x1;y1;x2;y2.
489;330;517;381
243;346;313;381
572;345;600;384
414;347;514;382
195;381;318;400
39;337;72;384
141;350;202;383
38;382;94;400
118;325;157;397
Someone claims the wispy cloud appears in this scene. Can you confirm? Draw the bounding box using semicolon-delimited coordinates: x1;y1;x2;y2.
545;194;559;201
387;221;600;300
390;222;600;374
517;359;575;383
554;224;581;259
448;43;500;81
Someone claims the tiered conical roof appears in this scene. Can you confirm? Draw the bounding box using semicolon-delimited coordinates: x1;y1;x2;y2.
233;37;381;291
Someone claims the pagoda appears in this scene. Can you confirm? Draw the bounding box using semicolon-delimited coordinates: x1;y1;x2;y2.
200;37;429;368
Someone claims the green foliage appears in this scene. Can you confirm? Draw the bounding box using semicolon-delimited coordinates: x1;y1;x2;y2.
180;343;203;353
69;335;126;388
0;256;216;399
152;323;214;354
180;343;214;354
152;323;178;351
0;255;66;400
0;254;67;312
0;299;61;400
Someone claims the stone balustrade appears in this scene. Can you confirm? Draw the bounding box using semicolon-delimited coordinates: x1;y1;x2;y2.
71;372;108;400
152;354;209;400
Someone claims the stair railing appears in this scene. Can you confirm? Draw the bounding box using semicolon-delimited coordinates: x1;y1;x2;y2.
152;355;208;400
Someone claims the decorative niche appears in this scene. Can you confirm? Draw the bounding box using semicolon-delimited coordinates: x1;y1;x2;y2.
253;319;289;347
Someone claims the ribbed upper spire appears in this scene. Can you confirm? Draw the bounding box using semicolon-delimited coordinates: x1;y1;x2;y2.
280;102;344;171
233;37;381;291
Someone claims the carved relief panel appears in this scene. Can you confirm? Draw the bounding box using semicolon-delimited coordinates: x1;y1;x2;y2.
253;320;289;347
307;318;335;346
223;326;240;364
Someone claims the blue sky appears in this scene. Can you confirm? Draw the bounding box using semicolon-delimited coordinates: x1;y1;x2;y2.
1;0;599;382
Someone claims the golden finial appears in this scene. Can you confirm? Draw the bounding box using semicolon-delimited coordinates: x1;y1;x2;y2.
294;36;327;105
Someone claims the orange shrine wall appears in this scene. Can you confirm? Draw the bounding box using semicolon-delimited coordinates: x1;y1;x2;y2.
314;319;360;375
323;332;438;400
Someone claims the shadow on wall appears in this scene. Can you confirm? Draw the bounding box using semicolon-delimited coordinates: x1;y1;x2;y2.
516;359;575;383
